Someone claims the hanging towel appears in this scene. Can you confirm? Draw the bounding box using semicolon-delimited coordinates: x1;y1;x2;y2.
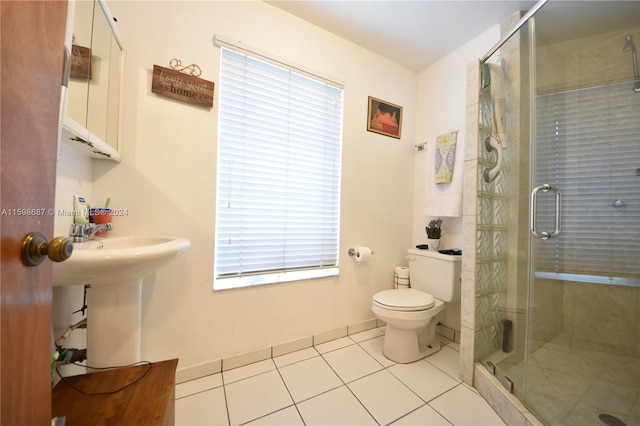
424;128;464;217
434;130;458;184
487;63;508;148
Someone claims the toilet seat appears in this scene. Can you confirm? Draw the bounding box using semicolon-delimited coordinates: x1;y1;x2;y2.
372;288;435;311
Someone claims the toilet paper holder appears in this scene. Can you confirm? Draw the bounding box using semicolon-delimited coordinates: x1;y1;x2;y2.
348;248;373;257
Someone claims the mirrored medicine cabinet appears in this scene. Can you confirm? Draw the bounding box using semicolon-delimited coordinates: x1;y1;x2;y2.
61;0;123;161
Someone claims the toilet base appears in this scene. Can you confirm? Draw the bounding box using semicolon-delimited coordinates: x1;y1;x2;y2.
382;319;441;363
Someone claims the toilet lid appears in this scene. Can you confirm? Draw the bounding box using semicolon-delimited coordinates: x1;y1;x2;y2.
373;289;435;311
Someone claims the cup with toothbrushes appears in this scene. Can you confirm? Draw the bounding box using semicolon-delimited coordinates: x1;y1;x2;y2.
89;198;112;236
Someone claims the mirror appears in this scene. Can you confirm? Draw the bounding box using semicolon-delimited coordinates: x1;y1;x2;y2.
67;0;93;128
106;34;122;150
65;0;122;157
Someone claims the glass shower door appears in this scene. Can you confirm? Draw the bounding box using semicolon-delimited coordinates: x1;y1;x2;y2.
526;2;640;424
476;15;533;402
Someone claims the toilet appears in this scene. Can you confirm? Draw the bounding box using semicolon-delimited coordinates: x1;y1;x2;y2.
371;249;461;363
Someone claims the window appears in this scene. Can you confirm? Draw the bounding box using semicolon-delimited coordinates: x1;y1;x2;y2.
214;44;344;290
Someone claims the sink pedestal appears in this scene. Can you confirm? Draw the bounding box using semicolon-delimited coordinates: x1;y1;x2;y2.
87;278;142;367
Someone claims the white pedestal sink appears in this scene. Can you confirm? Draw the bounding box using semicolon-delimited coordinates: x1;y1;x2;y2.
53;236;190;367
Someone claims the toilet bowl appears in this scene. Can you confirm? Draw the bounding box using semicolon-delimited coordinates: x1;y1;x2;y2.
372;288;445;363
371;249;461;363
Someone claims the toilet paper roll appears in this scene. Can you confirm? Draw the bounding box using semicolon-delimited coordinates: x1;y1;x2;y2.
395;266;409;280
394;266;410;287
355;247;373;262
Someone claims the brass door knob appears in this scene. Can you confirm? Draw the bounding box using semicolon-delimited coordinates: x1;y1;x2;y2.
21;232;73;266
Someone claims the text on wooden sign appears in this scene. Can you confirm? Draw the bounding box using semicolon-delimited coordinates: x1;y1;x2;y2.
151;65;214;107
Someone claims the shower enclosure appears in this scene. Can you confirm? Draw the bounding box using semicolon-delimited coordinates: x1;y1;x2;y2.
471;1;640;424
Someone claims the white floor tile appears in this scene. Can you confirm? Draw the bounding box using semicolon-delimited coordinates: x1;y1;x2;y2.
314;336;354;354
176;372;223;399
429;384;506;425
297;385;377;425
225;370;294;425
348;370;425;425
322;344;383;383
174;330;509;426
388;360;459;402
391;404;452;425
425;345;461;380
358;335;396;368
278;356;343;403
176;386;228;426
223;359;276;384
245;406;304;425
273;347;319;368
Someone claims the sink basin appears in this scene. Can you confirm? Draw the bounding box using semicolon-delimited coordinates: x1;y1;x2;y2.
53;236;190;287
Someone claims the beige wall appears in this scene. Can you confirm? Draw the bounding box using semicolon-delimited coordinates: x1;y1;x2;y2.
56;0;417;369
415;27;501;336
53;0;503;373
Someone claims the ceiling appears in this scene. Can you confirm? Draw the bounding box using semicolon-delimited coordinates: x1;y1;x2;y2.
266;0;538;71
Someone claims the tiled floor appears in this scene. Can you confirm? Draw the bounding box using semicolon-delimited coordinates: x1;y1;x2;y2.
175;327;506;425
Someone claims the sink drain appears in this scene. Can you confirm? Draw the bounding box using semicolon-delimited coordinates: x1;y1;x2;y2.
598;413;626;426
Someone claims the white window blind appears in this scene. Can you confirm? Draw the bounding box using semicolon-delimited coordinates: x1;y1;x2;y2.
214;47;344;290
535;81;640;281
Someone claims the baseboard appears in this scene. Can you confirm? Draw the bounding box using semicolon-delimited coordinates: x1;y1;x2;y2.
435;323;461;343
176;317;379;384
176;358;223;384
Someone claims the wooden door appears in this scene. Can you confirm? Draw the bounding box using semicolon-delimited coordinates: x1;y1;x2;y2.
1;1;67;424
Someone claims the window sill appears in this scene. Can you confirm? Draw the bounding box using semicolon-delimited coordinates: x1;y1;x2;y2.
214;267;339;291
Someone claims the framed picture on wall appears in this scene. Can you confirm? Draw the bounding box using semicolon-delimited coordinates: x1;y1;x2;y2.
367;96;402;139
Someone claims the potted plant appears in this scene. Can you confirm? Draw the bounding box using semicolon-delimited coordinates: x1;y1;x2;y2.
425;218;443;250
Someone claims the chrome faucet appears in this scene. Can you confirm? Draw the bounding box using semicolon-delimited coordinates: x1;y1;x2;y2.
69;223;113;242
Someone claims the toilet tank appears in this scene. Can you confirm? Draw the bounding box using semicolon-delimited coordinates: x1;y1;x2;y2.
407;249;462;302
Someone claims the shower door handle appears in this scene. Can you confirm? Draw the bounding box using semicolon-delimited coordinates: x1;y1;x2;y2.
530;184;562;240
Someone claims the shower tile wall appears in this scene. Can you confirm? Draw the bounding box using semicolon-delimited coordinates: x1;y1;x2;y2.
561;280;640;356
560;28;640;93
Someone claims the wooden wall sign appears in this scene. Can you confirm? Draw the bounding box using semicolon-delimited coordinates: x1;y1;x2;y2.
151;65;214;108
70;45;91;80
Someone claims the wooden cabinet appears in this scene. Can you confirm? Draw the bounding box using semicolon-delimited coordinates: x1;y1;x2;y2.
52;359;178;425
62;0;123;161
